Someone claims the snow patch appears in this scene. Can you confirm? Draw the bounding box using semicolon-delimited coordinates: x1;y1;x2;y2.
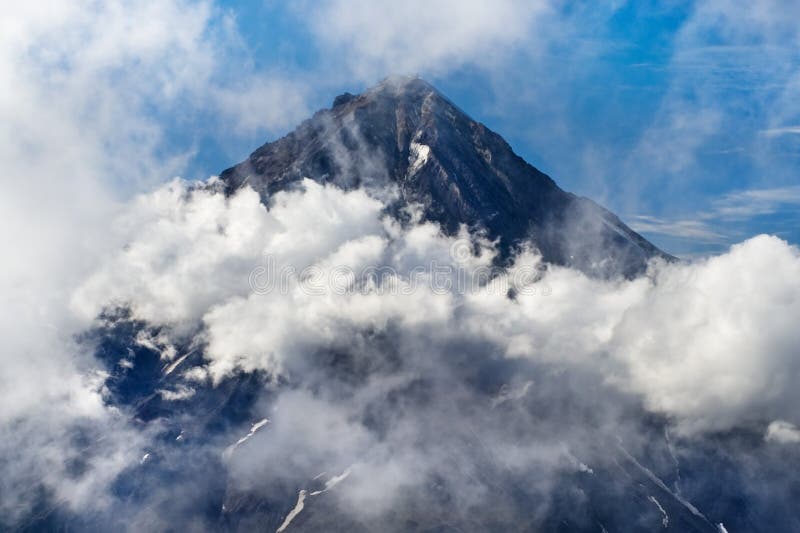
310;468;351;496
163;349;193;375
408;142;431;175
223;418;270;459
276;490;307;532
618;445;707;520
648;495;669;528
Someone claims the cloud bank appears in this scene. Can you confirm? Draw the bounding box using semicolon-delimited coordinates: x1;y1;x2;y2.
75;179;800;436
33;176;798;530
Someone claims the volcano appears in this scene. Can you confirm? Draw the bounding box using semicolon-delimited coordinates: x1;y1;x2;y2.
220;76;671;277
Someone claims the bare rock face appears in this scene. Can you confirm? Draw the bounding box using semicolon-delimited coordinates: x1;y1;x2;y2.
220;76;672;277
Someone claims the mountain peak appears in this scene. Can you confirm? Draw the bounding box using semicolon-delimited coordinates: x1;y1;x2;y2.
329;76;454;118
369;75;437;96
220;78;671;277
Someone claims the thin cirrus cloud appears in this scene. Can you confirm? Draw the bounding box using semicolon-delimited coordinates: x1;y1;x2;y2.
611;0;800;239
712;185;800;219
628;185;800;254
760;126;800;137
630;184;800;250
628;215;726;243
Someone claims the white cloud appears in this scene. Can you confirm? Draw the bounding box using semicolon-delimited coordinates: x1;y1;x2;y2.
760;126;800;137
629;185;800;247
628;215;726;242
629;106;723;177
158;385;197;401
712;185;800;220
75;176;800;438
765;420;800;444
610;235;800;433
212;76;310;135
300;0;552;80
0;0;310;521
72;178;387;329
618;0;800;217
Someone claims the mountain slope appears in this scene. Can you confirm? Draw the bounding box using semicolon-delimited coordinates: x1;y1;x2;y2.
220;76;671;277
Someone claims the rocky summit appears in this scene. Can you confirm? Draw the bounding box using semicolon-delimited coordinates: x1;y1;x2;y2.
220;76;672;277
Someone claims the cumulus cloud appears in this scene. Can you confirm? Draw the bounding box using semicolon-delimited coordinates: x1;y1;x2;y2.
0;1;310;524
78;177;800;436
7;169;800;528
611;235;800;432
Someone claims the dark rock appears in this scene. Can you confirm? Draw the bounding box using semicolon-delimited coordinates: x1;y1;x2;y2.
332;92;357;107
220;76;673;278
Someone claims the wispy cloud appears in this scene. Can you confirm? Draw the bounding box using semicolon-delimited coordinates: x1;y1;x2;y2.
712;185;800;219
759;126;800;137
631;185;800;249
610;0;800;232
628;215;725;242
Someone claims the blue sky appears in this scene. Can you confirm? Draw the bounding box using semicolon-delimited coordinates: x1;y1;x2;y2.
6;1;798;258
164;0;797;257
